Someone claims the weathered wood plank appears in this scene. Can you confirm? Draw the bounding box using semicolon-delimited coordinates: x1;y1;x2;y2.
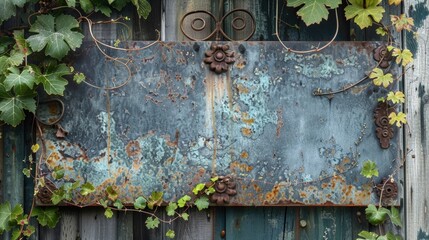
80;208;117;240
117;212;133;240
0;127;3;202
224;207;286;240
2;125;25;240
405;0;429;239
59;209;80;240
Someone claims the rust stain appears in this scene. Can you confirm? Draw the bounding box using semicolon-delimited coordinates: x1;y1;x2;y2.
230;161;253;172
240;151;249;159
236;84;249;94
46;152;60;168
265;184;280;202
125;140;141;157
235;59;246;69
241;127;252;137
253;183;261;192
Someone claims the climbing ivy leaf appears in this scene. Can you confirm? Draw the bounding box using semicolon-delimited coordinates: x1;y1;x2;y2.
0;83;36;127
166;202;178;216
387;91;405;104
80;182;95;196
166;229;176;239
4;67;35;94
131;0;152;19
365;204;389;225
73;72;86;84
22;225;35;237
11;228;21;240
27;14;84;60
0;202;12;233
369;68;393;88
376;27;387;36
52;166;65;180
357;230;378;240
391;48;413;66
391;14;414;32
134;196;147;210
192;183;206;195
147;191;163;210
31;207;60;228
79;0;94;13
0;0;27;23
361;160;379;178
345;0;385;29
389;112;407;127
389;206;402;227
106;186;118;201
177;195;191;208
287;0;341;25
113;200;123;210
104;208;113;218
194;197;210;211
388;0;402;6
34;63;71;95
181;212;189;221
65;0;76;7
145;216;160;229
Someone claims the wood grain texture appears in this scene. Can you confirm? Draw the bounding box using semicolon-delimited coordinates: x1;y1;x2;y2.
117;212;133;240
405;0;429;239
0;127;3;202
80;208;117;240
59;209;79;240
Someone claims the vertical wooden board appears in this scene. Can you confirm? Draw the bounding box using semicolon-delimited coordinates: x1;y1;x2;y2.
405;0;429;239
284;207;299;239
133;211;164;240
117;212;133;240
224;207;286;240
2;125;25;240
214;207;226;240
168;208;213;240
132;0;162;40
39;225;61;240
0;127;3;202
59;209;80;240
80;208;117;240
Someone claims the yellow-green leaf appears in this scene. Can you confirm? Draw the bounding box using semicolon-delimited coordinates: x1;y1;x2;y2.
104;208;113;218
345;0;385;29
391;14;414;32
369;68;393;88
389;112;407;127
392;48;413;66
80;182;95;196
388;0;402;6
387;91;405;104
166;229;175;239
287;0;341;25
145;216;160;229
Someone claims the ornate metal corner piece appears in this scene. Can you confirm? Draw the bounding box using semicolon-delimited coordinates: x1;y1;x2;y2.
376;178;398;204
37;180;57;204
204;44;235;74
374;102;395;149
210;176;237;204
373;45;393;69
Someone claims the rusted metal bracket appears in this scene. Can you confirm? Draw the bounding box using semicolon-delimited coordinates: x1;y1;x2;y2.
204;44;235;74
376;178;398;204
373;45;393;69
37;180;57;204
374;102;395;149
210;176;237;204
180;9;255;41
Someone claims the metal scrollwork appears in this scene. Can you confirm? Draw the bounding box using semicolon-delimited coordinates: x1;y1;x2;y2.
204;44;235;74
374;102;395;149
373;45;394;69
180;9;256;41
210;176;237;204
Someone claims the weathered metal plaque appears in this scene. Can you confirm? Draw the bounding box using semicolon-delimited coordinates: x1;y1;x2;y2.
36;41;401;206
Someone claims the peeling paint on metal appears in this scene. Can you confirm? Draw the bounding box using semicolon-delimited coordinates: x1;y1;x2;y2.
37;41;400;206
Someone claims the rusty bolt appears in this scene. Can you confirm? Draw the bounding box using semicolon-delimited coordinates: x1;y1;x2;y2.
299;219;307;228
220;230;226;238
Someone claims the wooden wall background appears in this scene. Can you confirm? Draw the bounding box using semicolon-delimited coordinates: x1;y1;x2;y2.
1;0;428;239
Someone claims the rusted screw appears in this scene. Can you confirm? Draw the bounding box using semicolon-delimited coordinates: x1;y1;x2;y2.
299;219;307;228
220;230;226;238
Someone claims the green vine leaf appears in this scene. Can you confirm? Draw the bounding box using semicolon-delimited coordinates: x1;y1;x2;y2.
31;207;60;228
376;27;387;36
391;14;414;32
166;229;176;239
65;0;76;7
177;195;191;208
0;202;12;233
389;206;402;227
22;225;35;237
361;160;379;178
369;68;393;88
388;112;407;127
194;197;210;211
131;0;152;19
344;0;385;29
13;30;31;57
357;230;378;240
387;91;405;104
11;228;21;240
73;72;86;84
28;14;84;60
22;168;31;178
34;63;71;96
365;204;389;225
113;200;123;210
52;166;65;180
79;0;94;13
391;48;413;66
147;191;163;210
134;196;147;210
181;212;189;221
0;36;14;55
192;183;205;195
99;199;109;208
106;186;118;201
104;208;113;218
0;0;27;23
0;83;36;127
80;182;95;196
51;189;65;205
145;216;160;229
287;0;341;25
4;67;35;94
166;202;178;216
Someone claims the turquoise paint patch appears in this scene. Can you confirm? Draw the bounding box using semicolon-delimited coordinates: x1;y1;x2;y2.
407;1;429;54
418;229;429;240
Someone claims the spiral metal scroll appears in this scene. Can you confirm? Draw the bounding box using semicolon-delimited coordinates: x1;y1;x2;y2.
180;9;256;41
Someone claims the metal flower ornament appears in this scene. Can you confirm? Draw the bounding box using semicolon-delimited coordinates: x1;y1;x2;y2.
204;44;235;74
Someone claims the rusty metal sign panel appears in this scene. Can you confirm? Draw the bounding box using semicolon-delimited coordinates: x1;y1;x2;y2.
36;42;401;206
